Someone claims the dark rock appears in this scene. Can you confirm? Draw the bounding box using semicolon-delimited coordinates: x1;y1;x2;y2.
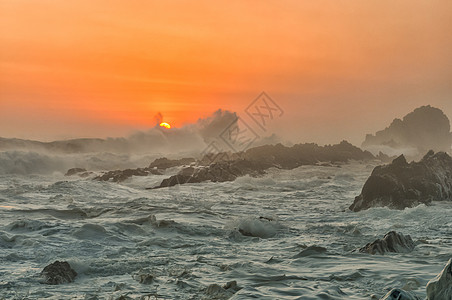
363;105;452;156
94;167;162;182
152;141;374;188
359;231;415;255
380;288;420;300
242;140;374;169
204;280;241;299
151;159;268;189
65;168;87;176
40;261;77;285
426;258;452;300
148;157;195;170
350;151;452;211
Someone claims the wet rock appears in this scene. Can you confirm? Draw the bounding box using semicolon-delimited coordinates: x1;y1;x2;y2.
94;167;162;182
65;168;87;176
236;217;279;238
151;159;267;188
426;258;452;300
350;151;452;211
151;141;374;188
359;231;415;255
380;288;420;300
148;157;195;170
203;281;241;299
40;261;77;285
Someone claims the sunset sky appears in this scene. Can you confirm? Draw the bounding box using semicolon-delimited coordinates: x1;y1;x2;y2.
1;1;451;144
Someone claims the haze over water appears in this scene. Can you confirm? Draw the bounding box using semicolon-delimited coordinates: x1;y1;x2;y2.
1;1;452;300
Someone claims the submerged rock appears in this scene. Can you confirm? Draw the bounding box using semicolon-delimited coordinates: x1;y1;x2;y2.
293;246;327;258
426;258;452;300
350;151;452;211
380;288;420;300
236;217;279;238
40;261;77;285
359;231;415;255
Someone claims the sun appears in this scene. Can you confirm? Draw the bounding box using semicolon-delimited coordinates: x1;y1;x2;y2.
159;122;171;129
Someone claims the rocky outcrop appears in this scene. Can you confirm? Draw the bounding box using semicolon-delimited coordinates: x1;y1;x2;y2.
241;140;374;169
148;157;195;170
359;231;415;255
94;167;162;182
152;141;374;188
362;105;452;156
65;168;87;176
203;281;241;299
426;258;452;300
350;151;452;211
40;261;77;285
151;159;269;188
380;288;420;300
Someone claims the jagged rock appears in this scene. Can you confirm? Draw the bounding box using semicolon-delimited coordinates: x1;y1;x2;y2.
242;140;374;169
151;159;268;188
148;157;195;170
363;105;452;156
380;288;420;300
94;168;162;182
426;258;452;300
40;261;77;285
152;141;374;188
65;168;87;176
350;151;452;211
359;231;415;255
203;281;241;299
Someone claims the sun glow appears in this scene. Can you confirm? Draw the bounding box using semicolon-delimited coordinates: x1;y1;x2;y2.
159;122;171;129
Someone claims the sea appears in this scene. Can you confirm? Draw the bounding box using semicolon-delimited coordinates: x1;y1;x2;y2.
1;157;451;299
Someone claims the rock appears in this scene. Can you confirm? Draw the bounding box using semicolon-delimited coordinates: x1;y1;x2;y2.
380;288;420;300
152;141;374;188
293;246;327;258
148;157;195;170
359;231;415;255
203;281;241;299
236;217;279;238
65;168;87;176
350;151;452;211
242;140;374;169
94;167;162;182
363;105;452;157
426;258;452;300
40;261;77;285
151;159;267;189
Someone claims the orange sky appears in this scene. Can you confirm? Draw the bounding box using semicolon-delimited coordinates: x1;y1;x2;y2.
1;1;451;144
